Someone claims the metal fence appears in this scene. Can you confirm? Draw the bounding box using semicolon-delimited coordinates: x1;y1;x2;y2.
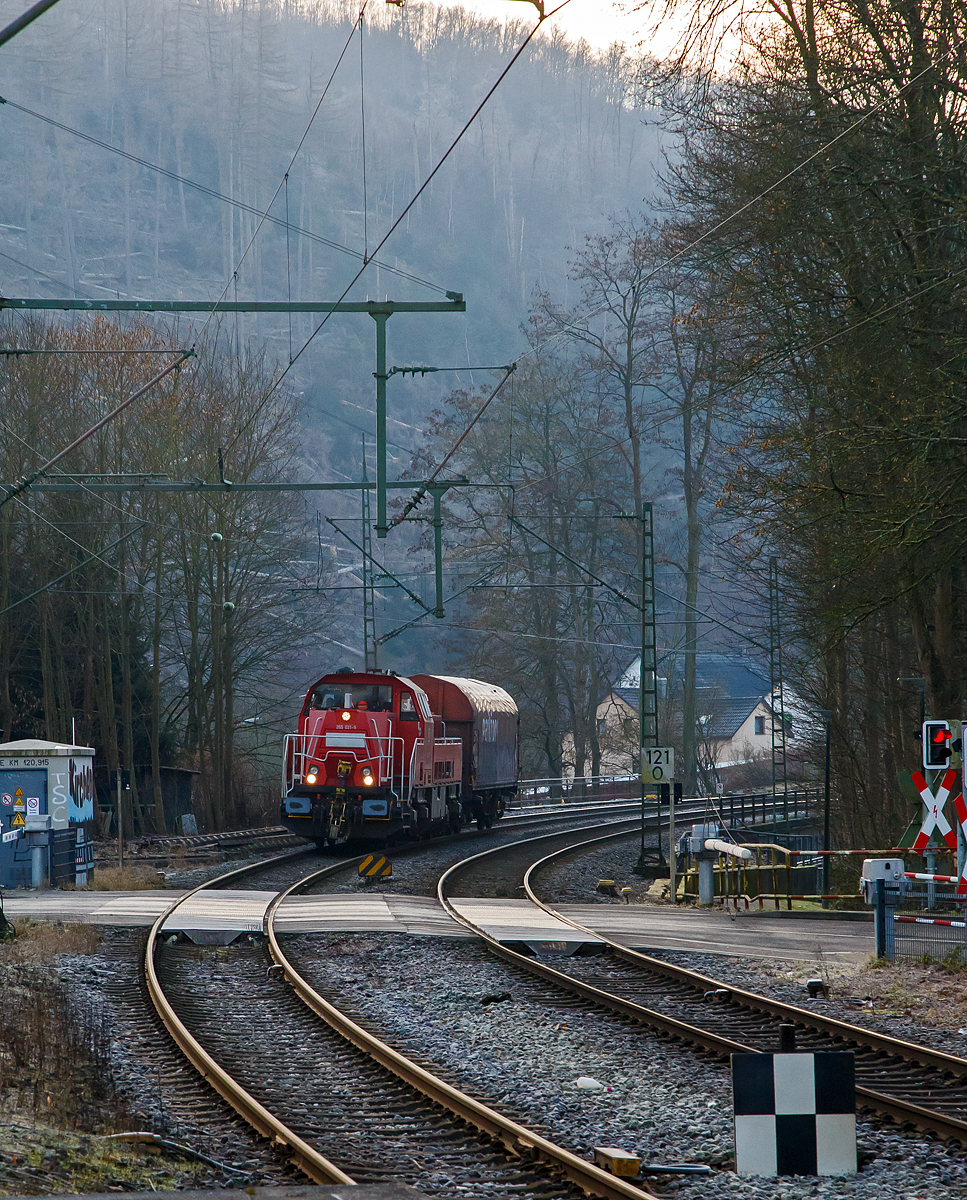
885;884;967;961
716;789;822;829
514;775;639;804
893;914;967;960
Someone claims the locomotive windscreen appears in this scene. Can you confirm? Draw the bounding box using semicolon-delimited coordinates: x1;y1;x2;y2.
307;683;393;712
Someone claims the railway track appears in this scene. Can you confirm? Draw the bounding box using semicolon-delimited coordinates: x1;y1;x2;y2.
438;827;967;1147
144;824;667;1198
103;794;645;869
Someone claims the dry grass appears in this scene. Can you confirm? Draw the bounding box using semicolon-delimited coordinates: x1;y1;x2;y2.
0;942;125;1134
0;1120;194;1196
857;954;967;1028
0;919;99;966
77;865;166;891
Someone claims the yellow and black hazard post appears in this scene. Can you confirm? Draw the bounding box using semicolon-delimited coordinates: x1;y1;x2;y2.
358;854;392;882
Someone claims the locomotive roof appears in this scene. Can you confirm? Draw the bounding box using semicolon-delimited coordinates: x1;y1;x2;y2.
305;671;517;716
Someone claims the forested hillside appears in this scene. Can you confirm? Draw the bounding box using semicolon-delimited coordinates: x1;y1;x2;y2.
5;0;964;847
0;0;672;821
0;0;660;451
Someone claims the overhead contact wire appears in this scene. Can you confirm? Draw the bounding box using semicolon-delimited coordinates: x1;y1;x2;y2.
0;94;443;295
270;1;572;391
391;364;517;527
195;3;372;346
0;352;192;509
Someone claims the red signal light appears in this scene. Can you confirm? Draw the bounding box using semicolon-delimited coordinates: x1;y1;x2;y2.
923;720;953;768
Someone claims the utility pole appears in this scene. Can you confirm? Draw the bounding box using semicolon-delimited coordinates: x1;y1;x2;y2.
361;437;377;671
819;708;832;901
768;556;789;830
371;309;390;537
430;484;446;618
0;295;466;541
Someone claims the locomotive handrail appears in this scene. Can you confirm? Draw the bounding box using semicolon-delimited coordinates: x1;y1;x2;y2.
282;728;405;793
407;738;423;798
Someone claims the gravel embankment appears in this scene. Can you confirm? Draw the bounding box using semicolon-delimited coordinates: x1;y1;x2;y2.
283;931;967;1200
52;929;301;1191
302;809;642;898
536;832;967;1059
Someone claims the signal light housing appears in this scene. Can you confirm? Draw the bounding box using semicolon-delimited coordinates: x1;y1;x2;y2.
922;719;962;769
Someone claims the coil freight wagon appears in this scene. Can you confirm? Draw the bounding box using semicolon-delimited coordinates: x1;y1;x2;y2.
410;675;518;829
281;670;518;845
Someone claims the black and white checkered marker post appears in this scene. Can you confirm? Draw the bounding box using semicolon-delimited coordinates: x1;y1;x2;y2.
732;1053;856;1176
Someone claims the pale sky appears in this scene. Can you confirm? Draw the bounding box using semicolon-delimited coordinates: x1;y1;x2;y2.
430;0;660;54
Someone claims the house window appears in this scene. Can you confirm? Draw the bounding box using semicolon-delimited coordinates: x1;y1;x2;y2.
754;715;765;736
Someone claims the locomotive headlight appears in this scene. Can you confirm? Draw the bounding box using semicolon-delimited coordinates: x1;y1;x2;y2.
362;769;375;786
305;772;317;785
341;710;352;721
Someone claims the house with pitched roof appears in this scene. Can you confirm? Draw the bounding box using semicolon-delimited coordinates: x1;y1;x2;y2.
594;653;796;789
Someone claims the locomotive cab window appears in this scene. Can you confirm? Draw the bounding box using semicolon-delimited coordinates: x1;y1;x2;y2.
399;692;418;721
348;684;393;711
308;683;392;713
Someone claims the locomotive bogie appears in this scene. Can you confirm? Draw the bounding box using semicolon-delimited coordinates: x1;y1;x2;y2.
281;668;517;845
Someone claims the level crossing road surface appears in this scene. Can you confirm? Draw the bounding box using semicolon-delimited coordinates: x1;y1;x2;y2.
2;889;872;962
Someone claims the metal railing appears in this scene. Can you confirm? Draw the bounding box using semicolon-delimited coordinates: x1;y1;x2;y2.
283;729;405;793
514;774;639;804
885;883;967;961
715;788;821;830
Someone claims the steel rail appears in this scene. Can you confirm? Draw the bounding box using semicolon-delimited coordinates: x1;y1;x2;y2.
138;809;656;1193
517;834;967;1144
266;855;661;1200
522;835;967;1074
144;852;361;1186
437;829;771;1063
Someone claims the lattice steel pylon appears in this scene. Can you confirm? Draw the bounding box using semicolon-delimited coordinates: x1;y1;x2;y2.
634;501;665;872
640;502;659;750
768;555;789;827
361;436;377;671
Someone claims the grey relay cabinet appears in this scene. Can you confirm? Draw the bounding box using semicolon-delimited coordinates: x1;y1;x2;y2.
0;739;95;888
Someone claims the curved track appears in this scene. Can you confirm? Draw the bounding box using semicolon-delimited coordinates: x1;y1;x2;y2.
438;828;967;1146
144;817;672;1198
145;859;354;1185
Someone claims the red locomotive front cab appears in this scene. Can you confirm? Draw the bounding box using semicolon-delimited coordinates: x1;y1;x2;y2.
281;670;464;844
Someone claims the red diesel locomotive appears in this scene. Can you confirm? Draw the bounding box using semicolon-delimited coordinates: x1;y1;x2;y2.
281;669;518;844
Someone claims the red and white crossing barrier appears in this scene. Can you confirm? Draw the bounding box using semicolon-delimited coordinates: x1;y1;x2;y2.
905;872;962;884
954;793;967;895
895;915;966;928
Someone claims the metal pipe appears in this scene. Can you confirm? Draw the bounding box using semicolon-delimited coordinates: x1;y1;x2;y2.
705;838;752;860
698;859;715;905
30;841;45;889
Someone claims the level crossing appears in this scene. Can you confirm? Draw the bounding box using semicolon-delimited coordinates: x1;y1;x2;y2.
2;888;871;962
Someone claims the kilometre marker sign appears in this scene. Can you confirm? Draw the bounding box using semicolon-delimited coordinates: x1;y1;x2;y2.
642;746;674;783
